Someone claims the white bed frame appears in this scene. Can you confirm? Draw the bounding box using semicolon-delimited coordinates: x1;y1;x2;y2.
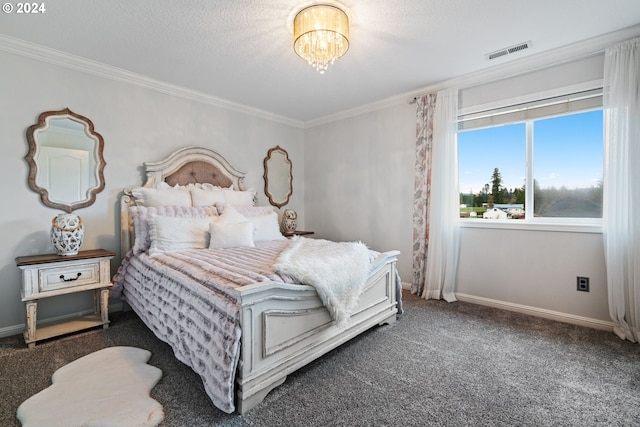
120;146;400;414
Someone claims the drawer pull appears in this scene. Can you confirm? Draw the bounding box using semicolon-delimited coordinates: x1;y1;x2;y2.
60;272;82;282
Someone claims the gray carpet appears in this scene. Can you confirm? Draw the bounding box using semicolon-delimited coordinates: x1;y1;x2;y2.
2;292;639;426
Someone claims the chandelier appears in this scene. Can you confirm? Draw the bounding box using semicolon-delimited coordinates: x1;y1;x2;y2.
293;4;350;74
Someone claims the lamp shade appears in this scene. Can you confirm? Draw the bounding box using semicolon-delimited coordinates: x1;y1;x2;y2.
293;4;349;74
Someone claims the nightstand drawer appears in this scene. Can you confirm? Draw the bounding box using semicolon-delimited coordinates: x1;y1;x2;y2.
39;262;101;292
16;249;115;348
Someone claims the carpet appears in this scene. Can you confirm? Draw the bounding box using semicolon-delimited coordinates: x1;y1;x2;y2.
16;346;164;427
3;297;639;426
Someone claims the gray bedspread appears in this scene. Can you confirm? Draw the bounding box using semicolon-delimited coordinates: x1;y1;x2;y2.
112;239;400;413
113;240;291;413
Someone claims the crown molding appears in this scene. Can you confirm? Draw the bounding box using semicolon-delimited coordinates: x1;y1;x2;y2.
405;24;640;101
0;34;305;129
305;23;640;128
304;95;408;128
3;23;639;130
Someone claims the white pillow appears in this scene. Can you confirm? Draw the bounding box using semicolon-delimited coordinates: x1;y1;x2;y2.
155;182;218;191
218;204;248;224
223;188;256;207
129;205;218;255
132;187;192;207
209;221;255;249
250;212;285;242
191;187;227;207
233;205;275;217
148;215;210;256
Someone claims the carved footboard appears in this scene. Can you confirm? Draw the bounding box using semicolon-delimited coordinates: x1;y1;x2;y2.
119;147;402;414
233;250;400;414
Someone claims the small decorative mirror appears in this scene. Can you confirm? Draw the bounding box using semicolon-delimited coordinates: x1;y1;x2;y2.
263;146;293;208
25;108;106;213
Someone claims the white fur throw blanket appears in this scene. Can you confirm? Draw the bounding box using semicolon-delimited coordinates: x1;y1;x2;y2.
275;237;371;326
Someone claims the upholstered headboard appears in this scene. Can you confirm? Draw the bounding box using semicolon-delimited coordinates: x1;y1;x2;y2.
120;146;248;256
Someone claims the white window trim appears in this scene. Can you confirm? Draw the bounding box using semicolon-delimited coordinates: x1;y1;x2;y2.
458;79;603;116
458;88;602;130
457;83;604;232
459;218;603;234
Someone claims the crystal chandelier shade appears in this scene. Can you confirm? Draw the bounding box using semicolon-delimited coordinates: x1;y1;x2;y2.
293;4;350;74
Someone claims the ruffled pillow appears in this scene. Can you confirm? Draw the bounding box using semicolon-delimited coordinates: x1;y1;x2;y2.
148;215;211;256
216;204;274;217
191;187;227;207
223;188;256;207
218;204;248;224
129;205;218;255
131;187;191;207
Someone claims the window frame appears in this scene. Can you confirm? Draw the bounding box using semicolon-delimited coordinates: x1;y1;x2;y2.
457;85;604;233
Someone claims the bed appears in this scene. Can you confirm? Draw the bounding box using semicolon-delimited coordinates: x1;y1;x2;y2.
115;146;401;414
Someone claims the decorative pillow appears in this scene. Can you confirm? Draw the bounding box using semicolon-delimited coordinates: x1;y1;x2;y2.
218;204;248;224
156;182;219;191
148;215;211;256
191;187;227;207
209;221;255;249
215;203;274;217
129;205;218;255
250;212;285;242
232;205;275;217
131;187;192;207
223;188;256;207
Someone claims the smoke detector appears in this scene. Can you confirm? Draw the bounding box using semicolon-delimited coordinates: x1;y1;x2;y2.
486;40;532;61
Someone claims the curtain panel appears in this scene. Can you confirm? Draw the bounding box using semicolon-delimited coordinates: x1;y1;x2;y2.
412;93;437;296
603;37;640;343
412;88;460;301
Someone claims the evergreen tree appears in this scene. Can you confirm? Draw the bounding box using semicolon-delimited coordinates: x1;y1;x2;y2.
491;167;504;204
513;185;526;205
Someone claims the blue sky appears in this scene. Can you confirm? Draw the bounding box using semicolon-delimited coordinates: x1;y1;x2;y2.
458;110;603;194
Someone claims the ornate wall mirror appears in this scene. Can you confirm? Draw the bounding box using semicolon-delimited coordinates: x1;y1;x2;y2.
263;146;293;208
25;108;106;212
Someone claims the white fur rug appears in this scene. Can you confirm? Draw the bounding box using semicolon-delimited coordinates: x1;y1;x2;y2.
17;346;164;427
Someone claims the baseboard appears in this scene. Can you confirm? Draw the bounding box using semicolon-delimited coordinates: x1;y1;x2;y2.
0;302;125;339
401;281;411;290
455;293;614;331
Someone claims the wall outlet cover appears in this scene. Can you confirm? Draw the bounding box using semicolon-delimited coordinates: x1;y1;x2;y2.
577;276;590;292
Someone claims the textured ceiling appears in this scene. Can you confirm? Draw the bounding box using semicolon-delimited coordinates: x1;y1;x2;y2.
1;0;640;123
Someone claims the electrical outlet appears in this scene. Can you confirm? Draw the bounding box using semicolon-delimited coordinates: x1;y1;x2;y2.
577;276;590;292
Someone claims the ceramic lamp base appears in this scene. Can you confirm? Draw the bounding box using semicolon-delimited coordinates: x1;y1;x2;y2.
51;213;84;256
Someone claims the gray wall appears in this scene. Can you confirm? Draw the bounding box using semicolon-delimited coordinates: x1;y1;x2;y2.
0;50;304;335
304;103;416;282
304;55;609;325
0;41;613;337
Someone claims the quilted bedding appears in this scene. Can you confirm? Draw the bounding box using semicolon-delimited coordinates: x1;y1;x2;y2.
113;238;395;413
113;240;292;413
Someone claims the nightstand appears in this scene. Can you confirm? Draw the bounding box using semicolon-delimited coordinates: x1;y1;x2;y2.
16;249;115;348
283;230;315;238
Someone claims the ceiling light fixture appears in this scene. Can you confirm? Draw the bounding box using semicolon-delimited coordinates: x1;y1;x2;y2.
293;3;350;74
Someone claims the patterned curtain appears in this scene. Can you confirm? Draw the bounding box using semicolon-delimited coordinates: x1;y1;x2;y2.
412;94;437;296
412;89;460;301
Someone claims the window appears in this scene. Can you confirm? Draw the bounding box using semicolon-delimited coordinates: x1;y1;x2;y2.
457;89;603;224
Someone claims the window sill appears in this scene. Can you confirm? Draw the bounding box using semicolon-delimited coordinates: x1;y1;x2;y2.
458;219;603;234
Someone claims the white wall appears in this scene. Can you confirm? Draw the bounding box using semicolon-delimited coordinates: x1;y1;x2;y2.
0;41;614;337
304;55;610;325
0;50;304;335
456;227;608;322
304;103;416;281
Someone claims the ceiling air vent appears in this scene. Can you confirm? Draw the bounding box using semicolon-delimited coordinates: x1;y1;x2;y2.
486;41;532;61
